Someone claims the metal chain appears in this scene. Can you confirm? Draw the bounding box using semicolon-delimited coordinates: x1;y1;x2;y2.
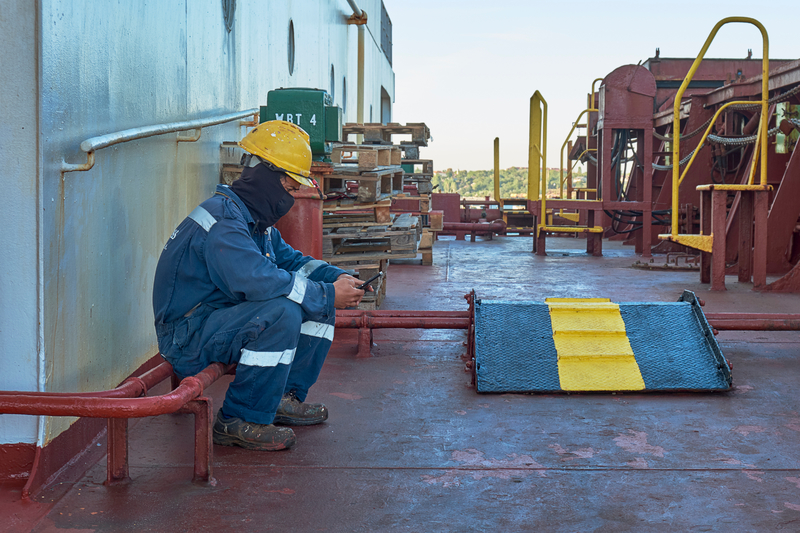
789;118;800;129
652;148;699;171
653;116;713;142
655;84;800;140
708;126;781;146
726;84;800;110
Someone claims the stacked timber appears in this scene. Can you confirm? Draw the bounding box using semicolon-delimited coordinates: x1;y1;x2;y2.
322;213;421;310
327;144;404;204
341;122;434;196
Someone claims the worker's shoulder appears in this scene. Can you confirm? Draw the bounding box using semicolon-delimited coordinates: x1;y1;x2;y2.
200;192;246;224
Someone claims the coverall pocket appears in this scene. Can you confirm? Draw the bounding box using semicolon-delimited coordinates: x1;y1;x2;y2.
172;321;189;348
212;329;240;362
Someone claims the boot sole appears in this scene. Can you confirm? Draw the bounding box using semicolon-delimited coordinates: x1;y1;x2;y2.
212;429;296;451
273;414;327;426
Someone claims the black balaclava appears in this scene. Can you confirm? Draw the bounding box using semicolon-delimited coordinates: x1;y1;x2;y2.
229;162;295;233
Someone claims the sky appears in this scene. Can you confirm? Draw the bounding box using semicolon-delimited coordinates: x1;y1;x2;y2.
383;0;797;172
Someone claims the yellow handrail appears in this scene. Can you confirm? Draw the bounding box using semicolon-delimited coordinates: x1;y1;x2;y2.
567;149;597;196
670;17;769;238
560;108;598;199
590;78;604;110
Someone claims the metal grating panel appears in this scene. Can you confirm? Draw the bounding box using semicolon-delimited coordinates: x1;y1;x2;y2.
619;302;731;391
475;300;559;392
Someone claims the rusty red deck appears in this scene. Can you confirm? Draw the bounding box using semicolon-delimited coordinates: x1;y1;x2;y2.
3;236;800;532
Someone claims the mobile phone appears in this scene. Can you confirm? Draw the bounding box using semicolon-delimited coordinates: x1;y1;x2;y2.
356;272;383;291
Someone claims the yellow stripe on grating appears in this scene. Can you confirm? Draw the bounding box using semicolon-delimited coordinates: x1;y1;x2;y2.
546;299;645;391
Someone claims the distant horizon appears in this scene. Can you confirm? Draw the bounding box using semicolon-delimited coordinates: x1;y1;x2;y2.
385;1;796;171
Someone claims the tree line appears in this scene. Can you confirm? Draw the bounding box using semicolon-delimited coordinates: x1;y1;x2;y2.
430;167;587;198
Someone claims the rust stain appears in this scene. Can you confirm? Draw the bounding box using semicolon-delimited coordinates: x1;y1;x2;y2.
264;488;295;495
549;444;596;459
733;425;768;436
715;457;757;468
613;430;665;458
785;503;800;511
329;392;362;400
743;470;765;483
627;457;650;469
421;448;547;487
786;477;800;489
783;418;800;432
455;410;467;415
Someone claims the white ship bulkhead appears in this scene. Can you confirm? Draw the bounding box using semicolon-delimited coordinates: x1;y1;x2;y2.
0;0;395;459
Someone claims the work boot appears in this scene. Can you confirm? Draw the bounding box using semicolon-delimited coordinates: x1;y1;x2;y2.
212;411;296;451
273;391;329;426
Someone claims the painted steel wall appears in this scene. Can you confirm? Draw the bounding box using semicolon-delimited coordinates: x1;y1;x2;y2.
0;0;41;446
0;0;394;446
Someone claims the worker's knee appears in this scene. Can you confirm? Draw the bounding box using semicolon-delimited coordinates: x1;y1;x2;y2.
248;298;303;340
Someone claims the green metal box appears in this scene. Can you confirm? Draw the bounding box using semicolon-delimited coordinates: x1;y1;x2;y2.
260;88;342;160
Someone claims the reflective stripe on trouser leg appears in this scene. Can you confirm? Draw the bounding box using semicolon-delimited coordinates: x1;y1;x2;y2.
282;314;337;403
185;299;304;425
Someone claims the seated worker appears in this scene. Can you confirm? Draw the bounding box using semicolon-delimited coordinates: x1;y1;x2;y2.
152;120;367;451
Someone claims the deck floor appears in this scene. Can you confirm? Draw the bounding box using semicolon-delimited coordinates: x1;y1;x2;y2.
4;237;800;532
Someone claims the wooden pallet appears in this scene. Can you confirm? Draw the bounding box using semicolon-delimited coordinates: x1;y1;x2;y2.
342;122;431;146
323;199;393;223
324;164;404;203
323;214;420;259
356;266;387;310
391;194;430;214
331;143;402;168
400;159;434;175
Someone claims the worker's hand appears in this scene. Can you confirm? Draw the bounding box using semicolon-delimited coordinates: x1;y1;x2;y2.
333;276;365;309
337;273;375;292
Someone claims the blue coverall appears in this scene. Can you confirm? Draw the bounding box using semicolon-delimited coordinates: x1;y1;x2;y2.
153;184;346;424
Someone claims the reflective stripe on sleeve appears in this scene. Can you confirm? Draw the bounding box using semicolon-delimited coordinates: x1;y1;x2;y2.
287;275;307;304
298;259;327;278
239;348;296;367
188;206;217;232
300;321;335;342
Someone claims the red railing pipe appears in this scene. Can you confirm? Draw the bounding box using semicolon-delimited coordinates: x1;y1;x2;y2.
337;310;471;318
705;313;800;331
0;361;174;399
335;310;471;329
336;316;471;329
442;220;506;234
0;363;230;419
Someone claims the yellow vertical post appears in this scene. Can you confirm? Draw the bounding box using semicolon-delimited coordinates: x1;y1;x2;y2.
528;93;545;201
493;137;501;204
567;140;574;199
671;17;769;237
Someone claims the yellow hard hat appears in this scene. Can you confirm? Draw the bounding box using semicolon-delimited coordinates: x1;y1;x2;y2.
238;120;314;187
